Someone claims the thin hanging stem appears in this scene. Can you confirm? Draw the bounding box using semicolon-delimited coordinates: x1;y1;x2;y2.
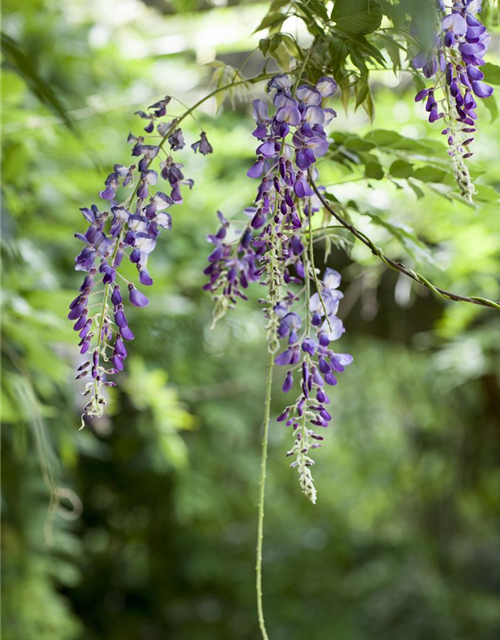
254;49;318;639
256;349;274;640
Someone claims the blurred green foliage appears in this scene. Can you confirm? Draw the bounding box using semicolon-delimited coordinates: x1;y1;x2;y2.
2;1;500;639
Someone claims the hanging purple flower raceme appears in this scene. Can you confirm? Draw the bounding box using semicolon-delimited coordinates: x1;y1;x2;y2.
70;98;212;425
413;0;493;201
204;74;353;500
204;74;336;322
274;270;352;503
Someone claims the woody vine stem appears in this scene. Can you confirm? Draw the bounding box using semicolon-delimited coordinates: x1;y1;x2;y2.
256;352;274;640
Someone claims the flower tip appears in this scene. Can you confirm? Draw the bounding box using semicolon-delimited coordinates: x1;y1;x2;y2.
128;284;149;308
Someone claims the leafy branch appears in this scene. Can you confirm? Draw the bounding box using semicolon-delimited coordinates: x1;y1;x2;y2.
309;175;500;311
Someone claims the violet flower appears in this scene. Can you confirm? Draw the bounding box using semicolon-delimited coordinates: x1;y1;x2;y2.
203;74;352;501
70;95;212;425
274;269;352;504
204;73;338;326
412;0;493;201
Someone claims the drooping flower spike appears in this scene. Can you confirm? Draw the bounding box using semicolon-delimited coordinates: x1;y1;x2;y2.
275;269;352;504
204;74;352;501
413;0;493;201
70;99;212;425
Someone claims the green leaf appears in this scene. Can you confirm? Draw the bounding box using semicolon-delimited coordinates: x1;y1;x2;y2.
298;0;329;23
269;0;290;9
483;95;499;123
364;129;445;154
343;135;376;152
339;75;352;114
355;79;369;109
362;87;375;122
365;161;385;179
390;159;414;178
482;62;500;85
295;1;323;35
407;180;425;199
279;33;302;59
413;166;447;183
331;0;383;36
271;42;291;69
259;37;271;56
378;34;402;70
474;183;500;204
253;11;286;34
328;37;349;74
348;34;386;67
1;32;76;134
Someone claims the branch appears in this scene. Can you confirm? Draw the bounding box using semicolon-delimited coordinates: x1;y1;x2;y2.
309;175;500;311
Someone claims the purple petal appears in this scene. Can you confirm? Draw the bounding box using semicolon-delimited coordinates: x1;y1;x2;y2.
252;99;269;123
121;325;135;341
276;105;301;126
282;371;293;393
274;349;293;366
315;77;337;98
295;85;322;106
472;80;494;98
129;285;149;308
247;158;265;179
442;14;467;35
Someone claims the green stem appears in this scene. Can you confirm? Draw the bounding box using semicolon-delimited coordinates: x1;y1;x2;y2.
309;175;500;311
256;349;274;640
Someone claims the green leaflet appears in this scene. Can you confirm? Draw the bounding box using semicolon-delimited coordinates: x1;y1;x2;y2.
482;62;500;85
331;0;383;36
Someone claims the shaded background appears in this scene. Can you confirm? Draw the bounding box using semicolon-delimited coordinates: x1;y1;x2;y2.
2;1;500;639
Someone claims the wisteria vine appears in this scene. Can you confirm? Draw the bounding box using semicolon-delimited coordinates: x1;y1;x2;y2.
204;73;353;502
413;0;493;201
66;5;499;636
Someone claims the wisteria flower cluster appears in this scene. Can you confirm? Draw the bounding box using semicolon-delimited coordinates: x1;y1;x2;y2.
204;72;337;323
204;73;352;501
69;98;212;425
413;0;493;201
274;269;353;503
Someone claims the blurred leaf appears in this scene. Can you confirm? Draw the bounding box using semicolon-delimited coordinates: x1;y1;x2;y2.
483;62;500;85
253;11;286;34
365;161;384;179
483;94;499;122
413;166;447;183
474;183;500;203
363;211;433;260
1;32;76;134
390;159;414;178
355;78;370;109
